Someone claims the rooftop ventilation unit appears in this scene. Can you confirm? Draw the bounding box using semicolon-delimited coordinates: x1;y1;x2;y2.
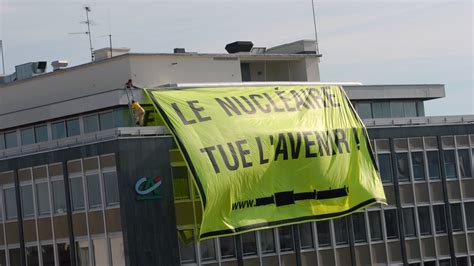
174;48;186;54
225;41;254;54
15;61;47;81
51;60;69;71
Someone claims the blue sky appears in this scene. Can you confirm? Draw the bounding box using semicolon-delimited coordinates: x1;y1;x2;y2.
1;0;472;115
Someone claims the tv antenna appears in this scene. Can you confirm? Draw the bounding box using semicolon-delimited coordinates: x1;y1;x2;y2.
99;34;113;57
69;6;96;61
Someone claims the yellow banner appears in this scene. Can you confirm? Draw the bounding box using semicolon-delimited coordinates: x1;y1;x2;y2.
146;85;386;239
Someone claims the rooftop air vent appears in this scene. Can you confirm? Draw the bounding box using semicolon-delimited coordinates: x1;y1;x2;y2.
225;41;254;54
15;61;47;81
51;60;69;71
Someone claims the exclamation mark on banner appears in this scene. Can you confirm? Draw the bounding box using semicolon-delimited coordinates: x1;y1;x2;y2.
353;128;360;150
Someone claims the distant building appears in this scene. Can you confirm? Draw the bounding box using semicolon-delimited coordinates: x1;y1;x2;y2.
0;40;472;265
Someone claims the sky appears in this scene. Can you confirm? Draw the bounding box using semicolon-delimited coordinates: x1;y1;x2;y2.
0;0;472;116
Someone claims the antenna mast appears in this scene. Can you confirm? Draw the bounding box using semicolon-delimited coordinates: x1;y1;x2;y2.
310;0;320;54
84;6;94;61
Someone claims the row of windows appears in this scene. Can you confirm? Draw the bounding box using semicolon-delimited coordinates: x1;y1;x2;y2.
178;202;474;264
0;109;122;150
0;165;119;221
353;100;424;119
377;148;473;183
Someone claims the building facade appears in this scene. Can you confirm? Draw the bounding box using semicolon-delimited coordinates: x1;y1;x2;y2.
0;40;473;265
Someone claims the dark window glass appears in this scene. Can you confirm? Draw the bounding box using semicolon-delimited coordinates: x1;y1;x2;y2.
316;221;331;247
427;151;440;180
278;225;294;251
86;174;102;208
385;209;399;239
0;133;5;149
66;119;80;137
26;246;39;266
42;245;55;266
357;102;372;119
411;152;425;180
220;236;236;259
0;250;6;266
83;115;99;134
34;125;48;143
403;101;417;117
433;205;447;233
178;229;195;263
241;231;257;256
372;102;391;118
439;259;451;266
51;121;66;140
21;128;35;145
70;177;85;211
416;101;425;116
391;101;404;117
456;257;467;266
57;243;71;266
260;228;275;254
103;172;120;206
99;112;114;130
403;208;416;237
352;213;367;243
333;217;348;245
466;202;474;230
5;131;18;148
369;211;383;241
52;180;67;214
451;203;463;232
458;149;472;178
21;185;34;218
9;248;20;266
36;182;50;216
241;63;251;82
299;222;314;249
418;206;431;235
75;241;90;266
5;187;17;219
396;153;410;181
200;238;216;261
378;154;392;183
444;150;457;179
172;167;190;200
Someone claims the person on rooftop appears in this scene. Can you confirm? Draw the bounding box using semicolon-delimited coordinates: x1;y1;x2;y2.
131;100;145;126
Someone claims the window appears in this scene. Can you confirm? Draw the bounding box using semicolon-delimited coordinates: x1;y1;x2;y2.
36;182;50;216
42;244;55;266
396;153;410;181
458;149;472;178
109;237;124;266
93;239;108;266
444;150;457;179
241;231;257;256
391;101;404;117
34;125;48;143
372;102;391;118
200;238;216;261
76;240;90;266
0;133;5;149
0;250;6;266
99;112;114;130
403;208;416;237
51;121;66;140
368;211;383;241
465;202;474;230
21;185;34;218
178;229;196;263
451;203;463;232
316;221;331;247
26;246;39;266
103;172;120;206
70;177;85;211
84;114;99;133
433;205;447;233
57;243;72;265
418;206;431;235
352;213;367;243
5;131;18;148
260;229;275;254
403;101;417;117
52;180;67;214
9;248;20;266
384;209;398;239
357;103;372;119
4;187;17;219
427;151;440;180
172;167;190;200
333;217;348;245
411;152;425;180
66;119;80;137
378;154;393;183
278;225;294;251
299;222;314;249
416;102;425;116
21;128;35;145
219;236;236;259
86;174;102;208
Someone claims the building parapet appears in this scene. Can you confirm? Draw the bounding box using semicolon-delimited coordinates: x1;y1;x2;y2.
363;115;474;128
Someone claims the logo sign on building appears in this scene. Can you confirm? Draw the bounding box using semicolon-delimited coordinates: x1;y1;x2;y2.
146;85;386;240
135;176;162;200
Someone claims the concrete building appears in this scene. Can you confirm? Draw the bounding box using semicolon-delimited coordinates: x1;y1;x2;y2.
0;40;473;265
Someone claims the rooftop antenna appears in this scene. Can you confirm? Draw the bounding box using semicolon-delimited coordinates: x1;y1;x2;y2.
99;34;113;57
310;0;320;54
69;6;96;61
